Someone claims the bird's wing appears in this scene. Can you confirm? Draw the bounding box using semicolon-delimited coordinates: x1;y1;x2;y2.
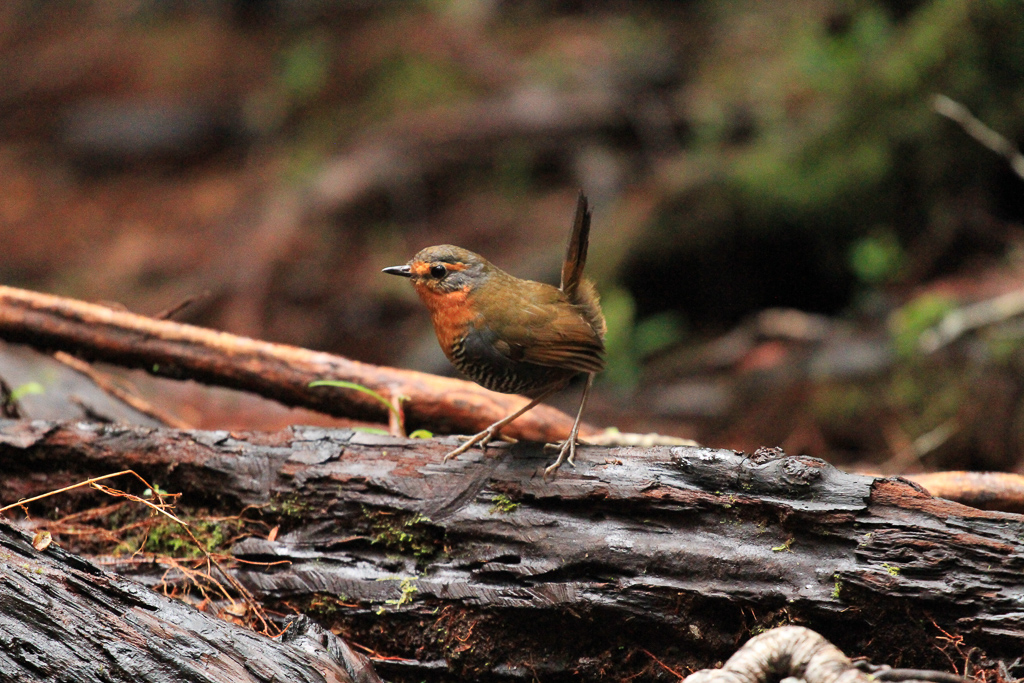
490;298;605;374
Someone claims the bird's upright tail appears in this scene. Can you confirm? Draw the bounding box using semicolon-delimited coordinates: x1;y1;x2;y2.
560;191;591;300
561;192;606;340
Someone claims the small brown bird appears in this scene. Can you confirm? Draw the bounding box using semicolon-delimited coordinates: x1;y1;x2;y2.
383;193;606;475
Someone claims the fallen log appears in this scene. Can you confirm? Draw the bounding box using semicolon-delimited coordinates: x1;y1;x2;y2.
0;517;381;683
0;421;1020;681
0;285;588;442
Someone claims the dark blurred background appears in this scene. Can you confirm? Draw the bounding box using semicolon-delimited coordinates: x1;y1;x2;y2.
3;0;1024;474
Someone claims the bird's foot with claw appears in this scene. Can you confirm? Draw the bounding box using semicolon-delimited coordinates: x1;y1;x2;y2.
543;438;577;478
443;427;514;462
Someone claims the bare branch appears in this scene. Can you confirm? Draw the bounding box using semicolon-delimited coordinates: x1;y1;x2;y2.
0;285;587;442
933;94;1024;180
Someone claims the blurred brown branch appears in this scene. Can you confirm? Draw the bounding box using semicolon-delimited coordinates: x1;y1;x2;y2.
908;471;1024;514
0;285;591;442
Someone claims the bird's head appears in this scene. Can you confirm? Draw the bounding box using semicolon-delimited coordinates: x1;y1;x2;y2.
382;245;492;298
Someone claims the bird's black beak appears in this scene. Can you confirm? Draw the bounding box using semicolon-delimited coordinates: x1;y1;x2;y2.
382;265;413;278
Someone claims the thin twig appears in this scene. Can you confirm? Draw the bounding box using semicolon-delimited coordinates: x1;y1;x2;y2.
388;393;407;437
176;523;275;634
90;482;189;527
5;471;288;636
873;669;968;683
229;557;292;567
348;640;418;662
53;351;193;429
933;94;1024;180
0;470;172;517
879;419;958;474
919;288;1024;353
160;556;229;604
642;648;687;680
153;291;211;321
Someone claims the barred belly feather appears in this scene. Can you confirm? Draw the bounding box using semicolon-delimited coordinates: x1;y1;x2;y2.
451;329;576;397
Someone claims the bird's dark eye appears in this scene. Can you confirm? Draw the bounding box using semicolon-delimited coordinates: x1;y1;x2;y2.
430;264;447;279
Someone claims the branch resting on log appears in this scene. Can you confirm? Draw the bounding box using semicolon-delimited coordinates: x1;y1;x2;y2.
0;285;589;441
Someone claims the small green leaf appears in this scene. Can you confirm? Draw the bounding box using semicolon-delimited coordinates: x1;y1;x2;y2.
9;382;44;402
408;429;433;439
142;484;169;498
310;380;402;425
771;538;794;552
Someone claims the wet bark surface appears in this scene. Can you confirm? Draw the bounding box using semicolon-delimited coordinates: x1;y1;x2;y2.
0;517;379;683
1;420;1022;680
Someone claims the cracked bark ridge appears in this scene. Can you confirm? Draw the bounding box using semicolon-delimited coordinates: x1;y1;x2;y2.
0;519;381;683
2;421;1023;680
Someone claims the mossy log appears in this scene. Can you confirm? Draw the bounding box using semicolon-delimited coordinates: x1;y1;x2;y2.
1;420;1022;681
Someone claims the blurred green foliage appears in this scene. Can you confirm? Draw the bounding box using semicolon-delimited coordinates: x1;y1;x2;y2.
601;287;685;392
849;231;905;285
601;287;640;392
280;34;332;104
670;0;1024;295
635;311;687;358
495;144;537;197
693;0;975;214
890;292;955;357
889;363;965;432
370;54;477;118
811;364;965;458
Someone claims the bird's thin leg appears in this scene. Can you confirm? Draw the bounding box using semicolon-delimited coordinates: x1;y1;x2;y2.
443;386;559;462
544;373;594;478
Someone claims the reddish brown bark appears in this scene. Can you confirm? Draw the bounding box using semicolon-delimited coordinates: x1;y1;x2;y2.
0;285;590;441
908;470;1024;513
